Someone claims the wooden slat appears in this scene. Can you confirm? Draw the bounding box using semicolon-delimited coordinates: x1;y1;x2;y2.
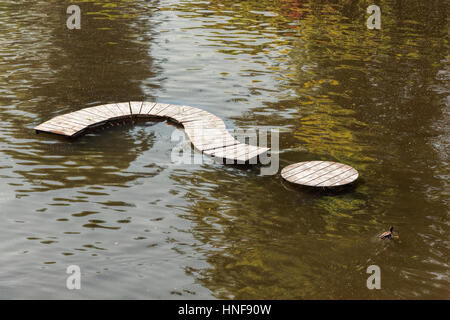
187;130;232;143
55;114;93;127
205;143;247;158
281;162;310;175
183;119;226;129
155;104;183;118
162;105;184;118
76;109;110;122
290;162;336;183
59;114;94;127
48;118;86;131
86;105;114;118
81;107;111;120
139;102;157;115
195;136;239;151
148;103;170;116
115;102;132;116
332;173;358;186
281;161;324;179
305;164;350;186
100;103;124;118
68;110;100;122
235;146;269;163
177;106;203;116
35;123;79;136
177;112;213;123
317;168;358;187
184;127;228;139
301;163;345;185
200;140;240;152
70;113;106;128
130;101;143;115
198;137;239;152
171;109;207;122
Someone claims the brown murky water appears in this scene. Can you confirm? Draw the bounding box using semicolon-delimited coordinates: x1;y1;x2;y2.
0;0;448;299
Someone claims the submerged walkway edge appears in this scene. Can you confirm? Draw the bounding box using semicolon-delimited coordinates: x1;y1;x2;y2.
34;101;270;164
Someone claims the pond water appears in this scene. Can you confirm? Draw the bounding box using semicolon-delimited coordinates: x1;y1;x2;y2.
0;0;448;299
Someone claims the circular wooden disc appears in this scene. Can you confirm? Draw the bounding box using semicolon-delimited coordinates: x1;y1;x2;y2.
281;161;358;187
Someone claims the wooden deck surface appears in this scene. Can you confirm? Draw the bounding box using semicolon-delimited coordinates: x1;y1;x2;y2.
281;161;358;187
34;102;269;164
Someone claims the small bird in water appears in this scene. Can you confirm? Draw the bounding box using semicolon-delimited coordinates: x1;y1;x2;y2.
379;225;399;240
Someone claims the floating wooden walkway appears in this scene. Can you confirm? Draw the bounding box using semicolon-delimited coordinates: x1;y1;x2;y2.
34;102;269;163
281;161;358;187
35;102;360;188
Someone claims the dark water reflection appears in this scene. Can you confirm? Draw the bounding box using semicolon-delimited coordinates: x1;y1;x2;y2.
0;0;448;298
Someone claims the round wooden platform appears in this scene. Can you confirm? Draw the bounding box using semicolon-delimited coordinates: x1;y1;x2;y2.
281;161;358;187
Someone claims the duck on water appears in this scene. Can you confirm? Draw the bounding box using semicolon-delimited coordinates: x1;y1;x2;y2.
379;226;400;240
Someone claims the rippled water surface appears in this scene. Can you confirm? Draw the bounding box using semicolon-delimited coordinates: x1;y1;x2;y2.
0;0;448;299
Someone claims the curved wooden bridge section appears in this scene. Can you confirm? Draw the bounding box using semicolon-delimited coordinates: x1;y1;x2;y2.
34;102;270;164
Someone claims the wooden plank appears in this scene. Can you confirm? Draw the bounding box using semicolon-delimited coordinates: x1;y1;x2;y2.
100;103;124;118
55;114;93;127
181;113;223;122
233;145;259;164
282;161;324;179
316;168;358;187
235;146;269;163
86;105;114;118
177;111;213;123
331;172;358;186
184;127;228;138
234;144;267;160
171;109;207;122
48;118;86;132
185;128;232;147
194;137;239;152
138;102;157;115
281;161;359;187
76;108;109;121
202;143;240;156
82;106;111;120
187;129;229;142
205;143;247;158
162;105;184;118
115;102;132;116
75;109;109;122
177;106;203;116
198;140;240;152
212;144;268;163
290;162;336;183
235;144;264;158
300;163;345;185
35;122;61;131
183;119;226;129
65;111;106;126
194;135;239;151
154;104;179;117
153;104;172;116
129;101;143;115
35;123;79;136
281;162;310;175
147;103;170;116
44;119;84;131
304;164;350;186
